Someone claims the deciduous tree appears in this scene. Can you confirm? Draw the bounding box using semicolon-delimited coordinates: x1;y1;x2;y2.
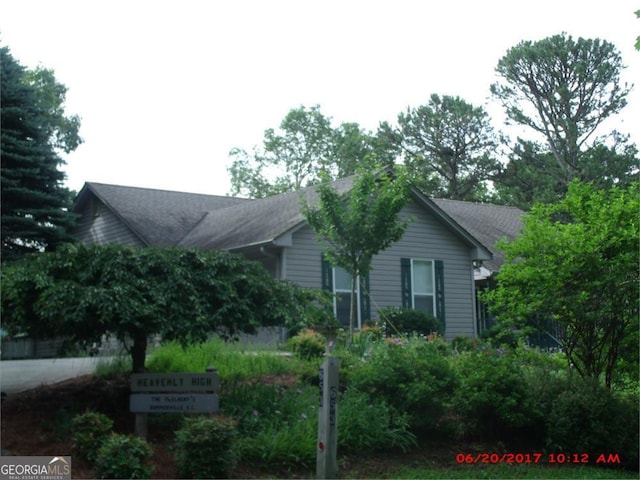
302;168;412;339
1;244;315;372
485;181;639;389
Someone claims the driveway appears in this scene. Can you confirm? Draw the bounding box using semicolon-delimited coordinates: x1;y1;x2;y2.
0;357;108;394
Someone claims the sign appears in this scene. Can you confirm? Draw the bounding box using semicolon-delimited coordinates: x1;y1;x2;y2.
130;373;219;393
130;393;219;413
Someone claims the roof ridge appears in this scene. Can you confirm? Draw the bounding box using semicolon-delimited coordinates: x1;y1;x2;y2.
86;181;251;201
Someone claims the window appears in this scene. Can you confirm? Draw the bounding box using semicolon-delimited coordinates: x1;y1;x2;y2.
321;256;370;329
401;257;445;324
333;266;358;327
412;259;435;315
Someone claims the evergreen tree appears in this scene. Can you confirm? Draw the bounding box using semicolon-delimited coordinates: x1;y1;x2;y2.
1;46;82;261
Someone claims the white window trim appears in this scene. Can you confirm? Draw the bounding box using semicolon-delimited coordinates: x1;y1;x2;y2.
332;267;361;329
411;258;436;314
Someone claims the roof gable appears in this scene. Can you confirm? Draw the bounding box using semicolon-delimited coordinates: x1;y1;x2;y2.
432;198;524;273
73;182;250;247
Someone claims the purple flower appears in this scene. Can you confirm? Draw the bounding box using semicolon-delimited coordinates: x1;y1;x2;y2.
301;413;308;419
252;409;259;417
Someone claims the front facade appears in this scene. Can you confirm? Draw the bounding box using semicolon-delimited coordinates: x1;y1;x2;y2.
72;179;496;340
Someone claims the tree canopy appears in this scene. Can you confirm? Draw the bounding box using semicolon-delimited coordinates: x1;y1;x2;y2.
484;181;639;389
1;46;82;261
227;105;387;198
379;94;500;201
491;33;636;207
302;168;412;338
1;244;317;372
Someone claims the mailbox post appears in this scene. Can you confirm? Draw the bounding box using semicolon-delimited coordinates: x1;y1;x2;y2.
316;357;339;479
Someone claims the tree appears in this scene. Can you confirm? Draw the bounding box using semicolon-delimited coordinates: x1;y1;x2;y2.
1;47;82;261
228;105;383;198
302;168;412;339
1;244;315;372
379;94;500;201
484;181;639;389
491;33;635;200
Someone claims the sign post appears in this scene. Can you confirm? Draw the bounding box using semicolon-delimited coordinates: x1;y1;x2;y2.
316;357;339;479
130;367;219;438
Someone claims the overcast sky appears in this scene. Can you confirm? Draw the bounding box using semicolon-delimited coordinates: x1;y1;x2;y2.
1;0;638;196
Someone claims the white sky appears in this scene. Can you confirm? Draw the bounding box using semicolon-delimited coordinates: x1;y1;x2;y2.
1;0;638;196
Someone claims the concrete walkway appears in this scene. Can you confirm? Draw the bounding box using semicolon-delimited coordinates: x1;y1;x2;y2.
0;357;109;394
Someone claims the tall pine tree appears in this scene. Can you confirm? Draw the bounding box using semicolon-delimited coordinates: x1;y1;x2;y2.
1;46;82;261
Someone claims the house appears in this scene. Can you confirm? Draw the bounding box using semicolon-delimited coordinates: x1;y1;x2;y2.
72;178;516;340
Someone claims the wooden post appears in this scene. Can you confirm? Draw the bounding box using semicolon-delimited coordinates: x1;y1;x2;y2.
316;357;339;479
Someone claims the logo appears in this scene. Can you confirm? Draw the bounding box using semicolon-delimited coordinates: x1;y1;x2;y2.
0;456;71;480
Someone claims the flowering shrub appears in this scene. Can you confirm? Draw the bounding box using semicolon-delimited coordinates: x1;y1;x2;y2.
287;328;326;359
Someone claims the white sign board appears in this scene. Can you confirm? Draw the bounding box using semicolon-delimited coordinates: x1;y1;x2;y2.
130;393;219;413
130;373;219;393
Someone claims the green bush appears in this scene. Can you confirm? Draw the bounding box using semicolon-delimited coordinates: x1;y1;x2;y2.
287;329;326;359
94;433;153;479
450;346;535;443
338;388;416;453
174;416;238;479
378;307;443;336
70;411;114;463
547;378;639;470
349;336;456;431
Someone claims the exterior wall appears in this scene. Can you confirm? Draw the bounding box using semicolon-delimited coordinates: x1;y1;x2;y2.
285;201;477;339
74;197;146;246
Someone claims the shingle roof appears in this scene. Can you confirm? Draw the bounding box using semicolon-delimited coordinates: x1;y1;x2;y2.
73;182;250;247
178;176;356;250
431;198;524;273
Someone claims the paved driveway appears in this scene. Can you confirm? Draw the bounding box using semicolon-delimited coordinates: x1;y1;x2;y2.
0;357;108;394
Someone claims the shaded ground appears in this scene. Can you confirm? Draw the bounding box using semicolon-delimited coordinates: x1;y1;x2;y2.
1;374;465;479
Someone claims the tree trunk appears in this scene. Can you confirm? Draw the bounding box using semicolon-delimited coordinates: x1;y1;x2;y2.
131;328;148;373
349;275;357;342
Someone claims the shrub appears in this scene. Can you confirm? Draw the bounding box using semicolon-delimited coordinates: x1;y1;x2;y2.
287;329;326;359
338;388;416;453
378;307;443;336
94;433;153;479
174;416;238;479
450;346;535;443
547;378;639;470
70;411;114;463
349;336;456;431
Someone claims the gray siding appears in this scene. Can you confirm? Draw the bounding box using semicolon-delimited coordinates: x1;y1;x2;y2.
285;200;477;339
74;197;146;247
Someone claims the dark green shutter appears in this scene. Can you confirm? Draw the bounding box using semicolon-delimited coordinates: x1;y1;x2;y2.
359;275;371;322
435;260;445;327
401;258;412;308
321;254;333;292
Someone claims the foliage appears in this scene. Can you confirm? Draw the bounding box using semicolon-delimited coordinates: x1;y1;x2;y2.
379;306;444;337
485;181;639;388
94;433;153;479
287;329;326;359
302;168;412;338
491;33;636;206
379;94;500;201
338;388;416;453
174;416;238;479
0;46;82;261
547;378;639;468
70;411;114;463
349;336;456;431
146;339;301;383
450;347;536;443
224;383;318;468
0;244;315;372
228;105;388;198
